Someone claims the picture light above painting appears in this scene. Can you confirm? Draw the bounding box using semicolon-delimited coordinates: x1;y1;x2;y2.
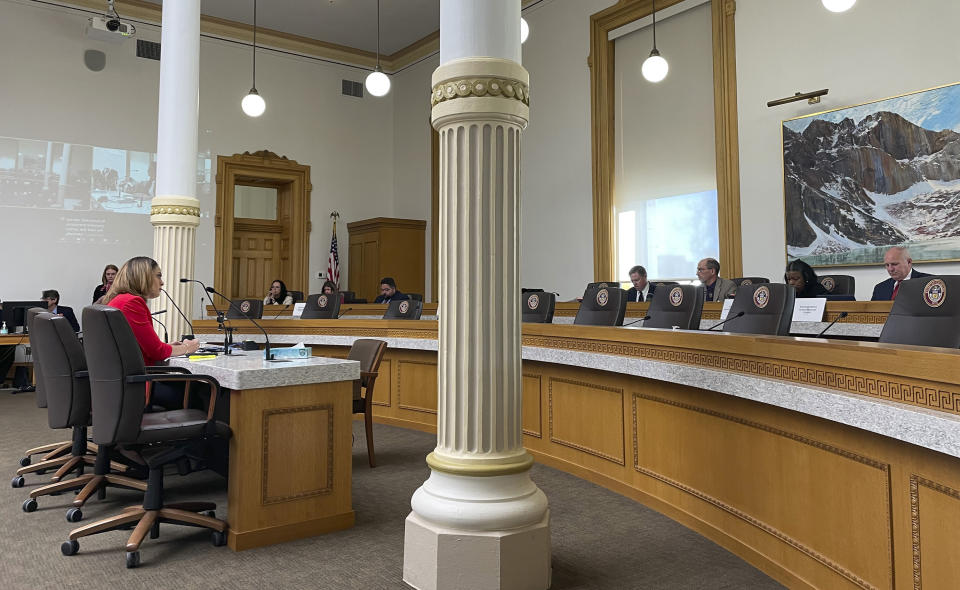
783;81;960;267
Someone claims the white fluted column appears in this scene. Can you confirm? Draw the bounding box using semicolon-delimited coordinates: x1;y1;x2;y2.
404;2;550;589
150;0;201;338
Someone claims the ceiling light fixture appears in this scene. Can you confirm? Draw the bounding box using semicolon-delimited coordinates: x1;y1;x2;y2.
241;0;266;117
641;0;668;83
520;17;529;44
365;0;391;97
822;0;856;13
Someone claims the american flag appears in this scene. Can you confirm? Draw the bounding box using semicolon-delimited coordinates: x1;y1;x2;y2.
327;219;340;287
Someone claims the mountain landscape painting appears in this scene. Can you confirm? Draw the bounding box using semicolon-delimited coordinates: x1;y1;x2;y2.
783;82;960;266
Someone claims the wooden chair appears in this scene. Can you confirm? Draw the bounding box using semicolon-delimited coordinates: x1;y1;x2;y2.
347;339;387;467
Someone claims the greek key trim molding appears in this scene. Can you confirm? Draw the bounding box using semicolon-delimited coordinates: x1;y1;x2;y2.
431;77;530;107
150;205;201;217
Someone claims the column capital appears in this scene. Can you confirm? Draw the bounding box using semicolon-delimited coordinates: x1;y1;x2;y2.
150;194;201;227
431;57;529;128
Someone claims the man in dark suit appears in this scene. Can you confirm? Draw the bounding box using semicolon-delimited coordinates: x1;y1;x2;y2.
373;277;410;304
625;265;656;302
871;246;931;301
42;289;80;332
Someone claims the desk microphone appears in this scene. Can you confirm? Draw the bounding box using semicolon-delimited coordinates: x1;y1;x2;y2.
151;314;169;343
337;307;353;319
622;315;651;327
204;285;276;361
271;303;291;320
706;311;744;331
816;311;848;338
181;278;231;352
151;309;167;315
161;287;194;336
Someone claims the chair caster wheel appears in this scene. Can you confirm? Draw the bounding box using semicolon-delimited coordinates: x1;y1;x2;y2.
66;508;83;523
125;551;141;568
205;510;216;518
61;540;79;556
11;476;25;488
22;498;38;512
19;456;31;467
211;530;227;547
37;469;47;475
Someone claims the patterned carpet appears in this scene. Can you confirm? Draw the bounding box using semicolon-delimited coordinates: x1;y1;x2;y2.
0;389;783;589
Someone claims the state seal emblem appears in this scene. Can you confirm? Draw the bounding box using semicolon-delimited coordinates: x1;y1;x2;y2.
922;279;946;308
821;277;835;292
753;285;770;309
240;300;251;314
318;295;328;307
596;289;609;307
740;279;753;286
527;294;540;310
669;286;684;307
399;300;410;314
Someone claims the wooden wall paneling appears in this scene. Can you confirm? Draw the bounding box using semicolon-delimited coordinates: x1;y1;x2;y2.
910;475;960;588
522;373;543;438
548;375;626;467
397;357;438;416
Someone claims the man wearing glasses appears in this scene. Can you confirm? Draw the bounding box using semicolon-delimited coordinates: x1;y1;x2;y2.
696;258;737;302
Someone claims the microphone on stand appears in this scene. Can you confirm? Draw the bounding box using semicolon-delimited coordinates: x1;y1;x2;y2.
151;313;169;343
161;287;194;337
204;286;277;361
271;303;291;320
816;311;848;338
706;311;745;331
151;309;167;315
181;278;232;353
622;315;651;327
336;307;353;319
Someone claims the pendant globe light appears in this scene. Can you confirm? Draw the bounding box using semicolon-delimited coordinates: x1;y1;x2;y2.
520;17;529;44
641;0;668;83
365;0;391;97
241;0;266;117
822;0;856;12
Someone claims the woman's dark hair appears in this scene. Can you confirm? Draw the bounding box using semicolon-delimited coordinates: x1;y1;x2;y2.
321;280;338;293
271;279;288;302
784;259;819;291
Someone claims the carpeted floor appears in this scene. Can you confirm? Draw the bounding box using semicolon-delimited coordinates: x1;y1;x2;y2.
1;388;784;589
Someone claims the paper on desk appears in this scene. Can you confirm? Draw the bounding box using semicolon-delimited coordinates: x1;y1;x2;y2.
719;299;734;320
292;302;306;318
792;298;827;322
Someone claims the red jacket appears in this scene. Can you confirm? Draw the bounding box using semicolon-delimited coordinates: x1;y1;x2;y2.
108;293;172;366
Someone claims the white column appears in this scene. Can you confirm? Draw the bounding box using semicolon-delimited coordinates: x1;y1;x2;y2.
151;0;201;338
403;2;550;589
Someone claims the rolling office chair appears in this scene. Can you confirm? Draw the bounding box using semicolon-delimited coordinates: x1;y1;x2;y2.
574;286;628;326
730;277;770;287
522;291;556;323
819;275;856;296
287;290;304;303
62;305;231;568
407;293;424;301
20;313;146;520
225;298;264;320
585;281;621;291
721;283;796;336
643;285;705;330
301;292;342;319
347;339;387;467
879;276;960;348
383;299;423;320
650;281;679;288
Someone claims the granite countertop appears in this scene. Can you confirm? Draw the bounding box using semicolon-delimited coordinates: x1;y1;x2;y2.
168;353;359;390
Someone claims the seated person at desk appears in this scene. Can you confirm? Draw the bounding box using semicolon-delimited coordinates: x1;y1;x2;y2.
626;265;656;302
322;280;345;303
104;256;200;408
263;279;294;305
871;246;930;300
374;277;409;303
92;263;118;304
784;260;828;298
42;289;80;332
696;258;737;301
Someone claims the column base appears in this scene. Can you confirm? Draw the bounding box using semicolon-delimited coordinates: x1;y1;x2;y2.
403;510;551;590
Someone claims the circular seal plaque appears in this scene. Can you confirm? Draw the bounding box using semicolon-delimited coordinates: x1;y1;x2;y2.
669;286;684;307
740;279;753;286
399;300;410;314
527;293;540;310
240;300;251;314
922;279;946;308
821;277;835;292
753;285;770;309
596;289;609;307
318;294;328;308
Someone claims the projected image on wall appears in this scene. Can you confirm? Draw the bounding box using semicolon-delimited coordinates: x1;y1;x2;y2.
0;136;155;214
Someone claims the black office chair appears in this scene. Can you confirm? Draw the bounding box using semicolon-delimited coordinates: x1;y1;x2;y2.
521;291;556;323
879;276;960;348
574;287;627;326
819;275;855;296
586;281;621;291
643;285;704;330
651;281;679;288
407;293;424;301
226;298;264;319
348;339;387;467
287;290;304;303
62;305;231;568
383;299;423;320
730;277;770;287
20;313;145;520
721;283;796;336
301;292;341;319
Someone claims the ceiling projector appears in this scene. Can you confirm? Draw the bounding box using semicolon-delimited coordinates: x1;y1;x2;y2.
86;15;135;42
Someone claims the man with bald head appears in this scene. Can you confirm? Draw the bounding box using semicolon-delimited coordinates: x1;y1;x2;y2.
870;246;931;300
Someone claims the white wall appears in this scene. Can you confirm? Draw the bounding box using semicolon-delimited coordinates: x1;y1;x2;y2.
0;0;394;320
736;0;960;300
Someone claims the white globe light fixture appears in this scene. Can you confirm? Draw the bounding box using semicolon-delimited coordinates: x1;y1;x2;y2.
822;0;856;12
641;0;668;83
241;0;265;117
520;17;529;44
365;0;391;97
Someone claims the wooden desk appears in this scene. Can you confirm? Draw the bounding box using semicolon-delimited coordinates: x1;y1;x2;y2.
193;319;960;589
168;354;359;551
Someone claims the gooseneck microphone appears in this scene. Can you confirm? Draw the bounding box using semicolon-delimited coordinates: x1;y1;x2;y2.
706;310;745;331
151;314;169;343
151;309;167;315
181;278;232;353
204;286;276;361
161;287;194;336
271;303;291;320
336;307;353;319
816;311;848;338
622;315;651;327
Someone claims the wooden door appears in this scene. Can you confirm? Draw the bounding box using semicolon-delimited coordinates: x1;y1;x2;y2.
232;221;285;299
